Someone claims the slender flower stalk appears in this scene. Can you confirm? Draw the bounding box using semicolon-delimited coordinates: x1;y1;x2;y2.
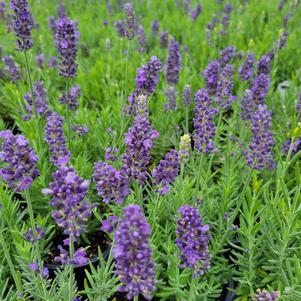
124;3;137;40
166;38;181;85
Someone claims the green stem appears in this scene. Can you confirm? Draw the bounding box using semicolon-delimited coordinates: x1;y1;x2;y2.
133;296;139;301
66;79;71;145
0;231;23;293
24;190;36;239
69;235;74;301
185;107;189;133
188;274;196;301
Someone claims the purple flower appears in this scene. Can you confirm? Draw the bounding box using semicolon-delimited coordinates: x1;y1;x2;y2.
278;0;284;11
42;166;91;241
176;205;211;277
10;0;33;51
152;149;179;195
164;87;177;111
0;1;5;20
283;14;291;28
151;19;159;36
182;84;192;107
55;16;79;78
57;2;66;18
166;39;181;85
105;147;118;161
244;104;275;170
0;130;39;191
93;161;130;204
44;112;70;167
184;0;191;14
257;53;273;75
219;46;235;67
160;31;168;48
48;16;56;35
2;55;20;82
239;52;255;81
253;289;280;301
48;56;59;68
191;4;202;21
282;137;301;157
124;3;137;40
29;262;49;279
71;124;89;136
193;89;218;153
101;215;119;233
23;226;45;243
23;81;50;119
55;246;89;266
122;113;160;184
137;25;146;53
59;84;81;110
203;60;220;96
35;53;45;69
114;20;126;37
113;205;155;300
215;64;236;109
278;31;288;49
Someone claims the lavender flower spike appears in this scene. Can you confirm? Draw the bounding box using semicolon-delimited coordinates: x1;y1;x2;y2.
193;89;218;153
238;52;255;81
164;87;177;111
176;205;211;277
182;85;192;107
93;161;130;204
124;3;137;40
244;104;275;170
160;31;168;48
203;60;220;96
113;205;156;300
42;166;92;241
55;16;79;78
179;134;191;162
152;149;180;195
137;25;147;53
2;55;20;82
0;130;39;191
253;289;280;301
166;39;181;85
219;46;236;67
10;0;33;51
191;4;202;22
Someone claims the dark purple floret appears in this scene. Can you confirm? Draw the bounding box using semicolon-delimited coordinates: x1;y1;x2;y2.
23;226;45;243
23;81;50;119
10;0;33;51
42;166;91;241
191;4;202;21
239;52;255;81
122;113;159;184
44;112;70;167
48;16;56;35
55;16;79;78
71;124;89;136
137;25;146;53
55;246;89;266
152;149;180;195
160;31;168;48
215;64;236;109
2;55;20;82
151;19;159;36
113;205;156;300
48;56;59;68
281;137;301;157
278;31;288;49
164;86;177;111
101;215;119;233
59;84;81;110
182;84;192;107
29;262;49;279
105;147;118;161
224;3;232;14
166;39;181;85
244;104;275;170
283;14;291;28
124;3;137;40
257;54;273;75
176;205;211;278
203;60;220;96
0;130;40;192
219;46;235;67
193;89;218;153
93;161;130;204
0;1;6;20
114;20;126;37
253;289;280;301
35;53;45;69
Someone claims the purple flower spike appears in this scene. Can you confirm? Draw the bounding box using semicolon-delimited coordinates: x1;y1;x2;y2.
44;112;70;167
0;2;6;20
219;46;236;67
23;226;45;243
29;262;49;279
253;289;280;301
114;20;126;37
239;52;255;81
55;16;79;78
2;55;20;82
296;92;301;114
164;87;177;111
257;53;273;75
93;161;130;204
49;16;56;35
191;4;202;21
35;53;45;69
137;25;147;53
55;246;89;266
160;31;168;48
0;130;39;192
203;60;220;96
244;104;275;170
151;19;159;36
152;149;180;195
166;39;181;85
193;89;218;154
176;205;211;278
278;31;288;49
10;0;33;51
42;166;91;241
182;85;192;107
113;205;156;300
124;3;137;40
59;84;81;110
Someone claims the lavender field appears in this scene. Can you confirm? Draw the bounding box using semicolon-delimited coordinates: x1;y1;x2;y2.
0;0;300;300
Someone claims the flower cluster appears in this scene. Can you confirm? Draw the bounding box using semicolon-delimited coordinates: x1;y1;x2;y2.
10;0;33;51
244;104;275;170
278;31;288;49
239;52;255;81
179;134;191;162
29;262;49;279
182;85;192;107
114;20;126;38
253;289;280;301
152;149;180;195
0;130;39;191
160;31;168;48
42;166;92;241
113;205;156;300
219;46;235;67
23;226;45;243
44;112;70;167
122;113;160;183
55;16;79;78
71;124;89;136
164;86;177;111
124;3;136;40
191;4;202;22
193;89;218;153
35;53;45;69
55;246;89;266
137;25;146;53
151;19;159;36
93;161;130;204
176;205;211;277
257;53;273;75
166;39;181;85
58;84;81;110
203;60;220;95
2;55;20;82
101;215;119;233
